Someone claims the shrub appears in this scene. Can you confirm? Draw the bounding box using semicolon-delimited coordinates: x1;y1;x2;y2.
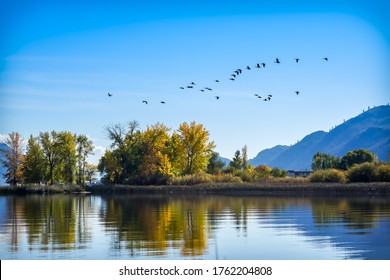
254;165;272;178
169;173;212;185
270;167;288;178
346;162;376;182
309;169;346;183
212;174;243;184
374;164;390;182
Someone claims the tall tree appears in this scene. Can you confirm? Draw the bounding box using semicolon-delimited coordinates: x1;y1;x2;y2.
99;121;142;184
311;152;340;171
76;135;94;186
57;132;77;184
241;145;249;170
0;132;24;185
39;130;60;185
173;121;215;175
229;150;242;170
138;123;172;183
207;152;226;175
24;135;44;184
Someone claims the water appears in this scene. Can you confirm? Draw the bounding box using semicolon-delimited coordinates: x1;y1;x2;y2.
0;194;389;260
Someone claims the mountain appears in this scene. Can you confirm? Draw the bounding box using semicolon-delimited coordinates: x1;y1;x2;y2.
249;145;289;167
218;156;231;166
249;105;390;170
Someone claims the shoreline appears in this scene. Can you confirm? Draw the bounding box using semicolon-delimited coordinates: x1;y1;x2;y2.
1;182;390;196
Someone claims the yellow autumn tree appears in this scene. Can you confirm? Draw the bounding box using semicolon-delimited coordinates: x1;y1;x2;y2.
138;123;172;181
173;121;215;175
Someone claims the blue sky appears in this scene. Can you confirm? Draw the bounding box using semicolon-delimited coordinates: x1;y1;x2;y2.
1;0;389;164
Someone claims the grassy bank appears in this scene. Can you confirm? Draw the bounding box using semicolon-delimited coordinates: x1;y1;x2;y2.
0;184;86;195
1;181;390;196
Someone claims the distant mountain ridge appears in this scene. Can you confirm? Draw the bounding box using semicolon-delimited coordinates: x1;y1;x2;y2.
249;105;390;170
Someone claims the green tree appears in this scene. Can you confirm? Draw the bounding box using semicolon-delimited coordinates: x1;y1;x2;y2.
0;132;24;185
311;152;340;171
40;131;61;185
229;150;242;170
98;149;122;183
24;135;44;184
57;132;77;184
76;135;94;186
340;149;376;170
206;152;226;175
84;163;97;184
173;121;215;175
99;121;142;184
270;167;288;178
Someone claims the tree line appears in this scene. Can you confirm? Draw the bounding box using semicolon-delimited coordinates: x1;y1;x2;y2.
310;149;390;182
0;131;95;186
1;122;389;186
97;121;215;184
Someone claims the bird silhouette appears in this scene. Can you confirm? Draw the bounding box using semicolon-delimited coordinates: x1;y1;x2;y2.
187;86;193;88
261;63;266;67
142;100;148;104
275;58;280;64
229;78;235;81
160;101;165;104
215;96;220;100
256;63;261;68
231;74;236;78
295;91;300;95
215;80;219;82
295;58;299;63
246;66;251;70
191;82;195;85
180;87;184;89
323;57;328;61
107;93;112;97
200;89;205;92
206;87;213;91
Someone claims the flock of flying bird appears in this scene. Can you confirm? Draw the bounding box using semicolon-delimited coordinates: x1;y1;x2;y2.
106;57;329;104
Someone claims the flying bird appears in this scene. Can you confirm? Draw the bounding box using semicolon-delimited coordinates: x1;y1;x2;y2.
180;87;185;89
215;96;220;100
246;66;251;70
229;78;235;81
187;86;193;88
256;63;261;68
142;100;148;104
107;93;112;97
191;82;195;85
275;58;280;64
295;58;299;63
215;80;220;82
200;89;205;92
160;101;165;104
261;63;266;67
295;91;300;95
323;57;328;61
231;74;236;78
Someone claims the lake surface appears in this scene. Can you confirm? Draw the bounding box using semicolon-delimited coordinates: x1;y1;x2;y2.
0;193;389;260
